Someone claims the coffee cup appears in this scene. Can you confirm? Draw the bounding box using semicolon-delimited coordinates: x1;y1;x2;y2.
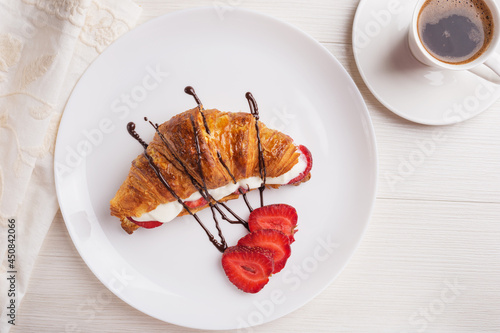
408;0;500;80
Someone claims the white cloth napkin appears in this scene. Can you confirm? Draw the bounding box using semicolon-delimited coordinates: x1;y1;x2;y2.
0;0;141;331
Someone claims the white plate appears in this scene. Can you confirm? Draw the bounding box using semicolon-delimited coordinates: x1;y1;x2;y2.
55;7;377;330
353;0;500;125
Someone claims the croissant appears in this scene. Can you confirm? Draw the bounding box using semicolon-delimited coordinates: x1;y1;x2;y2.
110;107;312;234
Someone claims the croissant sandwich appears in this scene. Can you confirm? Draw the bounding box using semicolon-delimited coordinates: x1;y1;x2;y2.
110;100;313;234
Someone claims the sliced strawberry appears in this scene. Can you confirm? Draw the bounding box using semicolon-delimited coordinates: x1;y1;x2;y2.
221;246;274;293
236;186;248;194
237;229;291;273
127;217;163;229
233;186;249;195
288;145;313;185
184;197;208;209
248;204;298;243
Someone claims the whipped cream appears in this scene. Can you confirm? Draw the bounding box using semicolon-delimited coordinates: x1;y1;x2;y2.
133;149;308;223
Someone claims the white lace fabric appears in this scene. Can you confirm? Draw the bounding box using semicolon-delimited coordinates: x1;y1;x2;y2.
0;0;141;331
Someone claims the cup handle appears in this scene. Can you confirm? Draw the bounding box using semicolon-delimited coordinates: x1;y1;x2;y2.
484;52;500;77
467;53;500;84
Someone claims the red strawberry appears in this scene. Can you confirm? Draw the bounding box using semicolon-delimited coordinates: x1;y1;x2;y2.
221;246;274;293
184;197;208;209
288;145;313;185
248;204;298;243
237;229;291;273
233;186;249;195
127;217;163;229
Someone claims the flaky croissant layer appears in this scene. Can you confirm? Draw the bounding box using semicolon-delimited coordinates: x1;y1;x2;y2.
110;107;312;234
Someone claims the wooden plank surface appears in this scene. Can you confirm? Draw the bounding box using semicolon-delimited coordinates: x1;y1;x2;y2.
12;0;500;332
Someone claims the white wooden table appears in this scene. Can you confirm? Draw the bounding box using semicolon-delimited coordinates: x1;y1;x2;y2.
13;1;500;332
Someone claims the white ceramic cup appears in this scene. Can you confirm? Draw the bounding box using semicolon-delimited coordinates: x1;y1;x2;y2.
408;0;500;79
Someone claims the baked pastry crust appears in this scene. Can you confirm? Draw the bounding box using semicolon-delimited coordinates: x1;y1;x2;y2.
110;107;310;234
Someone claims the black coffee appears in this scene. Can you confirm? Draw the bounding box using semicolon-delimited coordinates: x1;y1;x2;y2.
418;0;494;64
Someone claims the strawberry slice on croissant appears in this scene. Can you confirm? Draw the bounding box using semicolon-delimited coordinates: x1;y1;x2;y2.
110;107;312;234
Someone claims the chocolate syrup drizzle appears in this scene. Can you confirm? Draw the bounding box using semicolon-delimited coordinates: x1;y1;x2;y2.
127;122;148;149
144;117;248;229
245;92;267;207
125;87;270;252
189;115;228;245
183;88;250;226
127;121;227;253
188;116;249;227
184;86;210;135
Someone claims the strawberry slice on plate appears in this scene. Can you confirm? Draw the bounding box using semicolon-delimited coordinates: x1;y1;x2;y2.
248;204;298;243
221;246;274;293
237;229;291;273
127;217;163;229
288;145;313;185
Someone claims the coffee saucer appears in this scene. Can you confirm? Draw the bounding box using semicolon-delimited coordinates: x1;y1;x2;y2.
353;0;500;125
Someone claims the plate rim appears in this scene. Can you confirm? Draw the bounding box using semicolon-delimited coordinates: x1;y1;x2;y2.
54;6;379;330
